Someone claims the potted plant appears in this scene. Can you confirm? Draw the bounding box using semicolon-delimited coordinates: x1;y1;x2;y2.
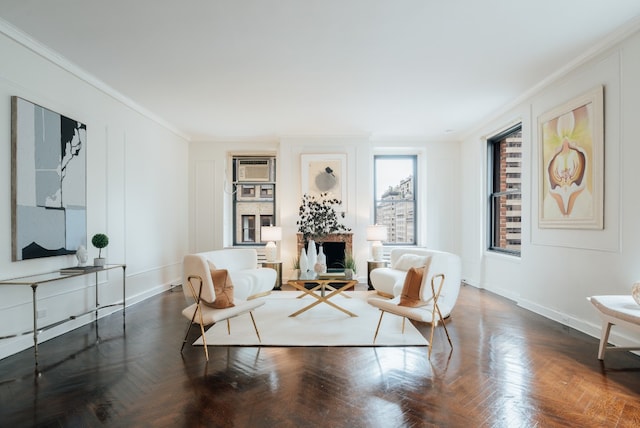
343;249;357;280
92;233;109;267
292;255;301;280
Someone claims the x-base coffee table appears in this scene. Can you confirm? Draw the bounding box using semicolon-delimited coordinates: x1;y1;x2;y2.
287;279;359;317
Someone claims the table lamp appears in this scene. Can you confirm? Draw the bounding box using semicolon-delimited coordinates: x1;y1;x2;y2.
261;226;282;262
367;224;388;261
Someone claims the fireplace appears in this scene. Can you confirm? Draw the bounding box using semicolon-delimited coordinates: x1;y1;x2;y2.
297;233;353;270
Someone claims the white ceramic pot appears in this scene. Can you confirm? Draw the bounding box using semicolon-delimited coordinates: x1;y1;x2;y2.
307;240;317;270
299;247;308;273
94;257;106;267
316;244;327;273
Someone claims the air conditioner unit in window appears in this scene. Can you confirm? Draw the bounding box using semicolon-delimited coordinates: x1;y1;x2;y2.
237;158;273;182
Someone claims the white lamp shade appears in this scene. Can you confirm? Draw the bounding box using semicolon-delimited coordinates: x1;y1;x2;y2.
366;225;388;242
261;226;282;242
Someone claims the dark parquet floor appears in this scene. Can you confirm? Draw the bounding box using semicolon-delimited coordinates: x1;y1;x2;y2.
1;283;640;427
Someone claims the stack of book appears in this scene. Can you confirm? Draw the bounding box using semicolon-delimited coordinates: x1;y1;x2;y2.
59;266;102;275
317;272;346;280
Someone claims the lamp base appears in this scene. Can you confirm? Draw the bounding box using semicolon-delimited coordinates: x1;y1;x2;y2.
265;242;277;262
371;242;383;262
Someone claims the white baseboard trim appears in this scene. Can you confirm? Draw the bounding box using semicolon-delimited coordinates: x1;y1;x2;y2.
0;279;178;362
463;280;640;352
517;297;640;352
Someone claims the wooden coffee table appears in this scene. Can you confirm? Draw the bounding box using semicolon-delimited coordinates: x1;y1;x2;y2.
287;279;359;317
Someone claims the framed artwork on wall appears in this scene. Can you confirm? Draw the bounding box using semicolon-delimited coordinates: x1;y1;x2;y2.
300;154;347;208
538;85;604;229
11;96;87;261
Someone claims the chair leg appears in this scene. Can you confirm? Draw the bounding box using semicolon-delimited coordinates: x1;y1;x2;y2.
428;321;437;359
183;276;209;361
401;317;406;334
428;304;453;359
195;305;209;361
181;301;201;353
227;319;231;335
181;305;210;361
598;321;613;360
427;273;454;359
373;310;385;343
249;311;262;343
435;304;453;349
181;321;193;352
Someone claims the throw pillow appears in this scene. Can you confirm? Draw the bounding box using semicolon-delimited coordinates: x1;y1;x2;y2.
398;267;425;307
398;257;432;307
206;268;235;309
394;253;429;271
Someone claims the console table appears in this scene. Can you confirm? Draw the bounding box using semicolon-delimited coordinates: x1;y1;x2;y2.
0;264;126;368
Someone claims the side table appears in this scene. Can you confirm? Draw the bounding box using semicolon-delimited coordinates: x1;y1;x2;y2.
262;261;282;290
367;260;387;290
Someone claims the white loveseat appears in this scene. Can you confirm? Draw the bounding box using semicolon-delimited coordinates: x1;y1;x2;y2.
183;249;276;301
369;248;462;317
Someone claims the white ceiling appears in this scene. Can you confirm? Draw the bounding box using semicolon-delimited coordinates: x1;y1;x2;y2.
1;1;640;142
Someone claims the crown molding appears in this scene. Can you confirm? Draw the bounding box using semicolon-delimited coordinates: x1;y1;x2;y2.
461;15;640;142
0;17;190;141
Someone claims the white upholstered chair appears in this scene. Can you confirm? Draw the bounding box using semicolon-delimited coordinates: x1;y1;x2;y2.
181;274;264;361
368;273;453;358
588;295;640;360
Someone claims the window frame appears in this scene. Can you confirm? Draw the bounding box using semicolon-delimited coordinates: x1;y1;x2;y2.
231;155;277;246
373;154;417;246
487;124;522;256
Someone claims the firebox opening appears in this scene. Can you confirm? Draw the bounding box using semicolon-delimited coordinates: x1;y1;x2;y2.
319;242;346;271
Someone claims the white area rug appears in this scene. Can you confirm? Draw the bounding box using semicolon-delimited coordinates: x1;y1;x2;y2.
193;291;428;347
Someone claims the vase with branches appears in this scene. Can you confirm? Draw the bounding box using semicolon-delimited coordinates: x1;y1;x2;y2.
296;193;351;243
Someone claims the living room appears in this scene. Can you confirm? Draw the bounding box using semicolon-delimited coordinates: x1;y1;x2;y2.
1;0;640;389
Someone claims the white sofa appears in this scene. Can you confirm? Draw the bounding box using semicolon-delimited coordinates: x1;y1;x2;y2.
369;248;462;317
183;249;276;301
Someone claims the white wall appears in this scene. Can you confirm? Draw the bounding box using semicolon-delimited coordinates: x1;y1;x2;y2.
0;28;189;359
188;135;461;281
460;28;640;347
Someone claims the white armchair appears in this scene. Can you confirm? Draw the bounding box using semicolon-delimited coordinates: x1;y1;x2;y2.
369;248;461;319
181;274;264;360
368;273;452;358
183;249;276;301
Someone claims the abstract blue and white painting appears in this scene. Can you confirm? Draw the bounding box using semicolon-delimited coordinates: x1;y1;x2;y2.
11;96;87;261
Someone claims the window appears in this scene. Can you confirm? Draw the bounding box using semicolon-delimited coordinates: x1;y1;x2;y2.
488;125;522;255
373;155;417;245
232;156;276;245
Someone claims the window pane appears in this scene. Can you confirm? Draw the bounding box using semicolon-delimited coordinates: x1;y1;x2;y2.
491;194;521;252
242;215;256;242
488;127;522;255
374;156;416;244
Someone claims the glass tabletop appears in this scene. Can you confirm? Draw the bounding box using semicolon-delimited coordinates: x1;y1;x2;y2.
0;264;125;286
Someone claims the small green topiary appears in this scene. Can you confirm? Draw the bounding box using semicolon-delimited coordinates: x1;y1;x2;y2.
91;233;109;258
